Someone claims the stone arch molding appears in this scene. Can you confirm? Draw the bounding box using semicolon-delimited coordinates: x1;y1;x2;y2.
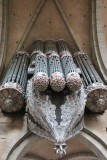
0;0;8;76
14;0;81;54
1;128;107;160
91;0;107;82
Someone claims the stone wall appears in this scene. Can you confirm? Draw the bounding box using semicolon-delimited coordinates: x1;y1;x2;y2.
0;0;107;159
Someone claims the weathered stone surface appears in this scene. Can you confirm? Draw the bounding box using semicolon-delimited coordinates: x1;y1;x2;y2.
0;0;107;159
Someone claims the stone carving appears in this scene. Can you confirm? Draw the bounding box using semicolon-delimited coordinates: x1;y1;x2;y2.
66;72;82;91
45;40;66;92
0;51;29;112
50;72;65;92
1;39;107;156
27;79;86;154
32;40;49;91
33;72;49;91
0;82;25;112
86;82;107;113
57;40;82;91
73;51;107;113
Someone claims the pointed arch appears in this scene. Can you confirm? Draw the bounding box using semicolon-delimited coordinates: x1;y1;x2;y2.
1;128;107;160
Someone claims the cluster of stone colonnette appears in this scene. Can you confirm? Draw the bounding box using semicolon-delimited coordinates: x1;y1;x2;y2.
0;39;107;114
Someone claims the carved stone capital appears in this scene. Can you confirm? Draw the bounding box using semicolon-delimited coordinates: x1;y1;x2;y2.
0;82;25;112
86;83;107;113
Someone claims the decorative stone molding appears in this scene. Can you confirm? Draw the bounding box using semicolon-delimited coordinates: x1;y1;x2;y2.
0;0;8;76
0;82;25;112
66;72;82;91
91;0;107;82
86;83;107;113
2;127;107;160
33;73;49;91
50;72;65;92
27;79;86;154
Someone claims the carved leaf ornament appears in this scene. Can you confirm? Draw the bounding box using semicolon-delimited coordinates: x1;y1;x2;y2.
27;79;86;155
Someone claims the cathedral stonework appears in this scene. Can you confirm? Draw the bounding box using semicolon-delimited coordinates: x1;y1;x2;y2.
0;39;107;157
0;0;107;160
